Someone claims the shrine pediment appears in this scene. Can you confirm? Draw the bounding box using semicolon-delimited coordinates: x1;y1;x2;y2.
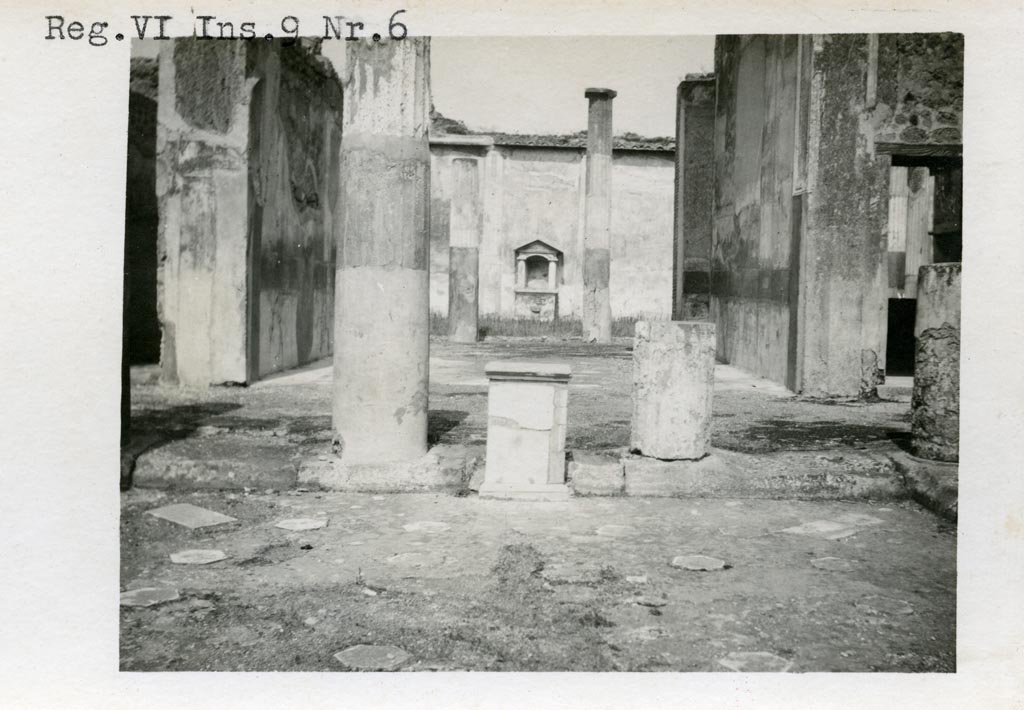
514;239;563;258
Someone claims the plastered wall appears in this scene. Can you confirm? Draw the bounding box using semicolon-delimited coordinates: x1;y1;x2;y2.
246;43;342;380
155;39;342;386
711;35;800;388
429;143;674;321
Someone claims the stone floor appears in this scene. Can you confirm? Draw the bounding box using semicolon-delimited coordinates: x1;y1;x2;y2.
121;337;954;672
120;488;955;672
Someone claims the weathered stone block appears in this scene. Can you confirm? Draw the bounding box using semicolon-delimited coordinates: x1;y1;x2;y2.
911;263;960;462
568;452;624;496
623;453;734;497
479;361;571;500
630;320;716;460
298;444;473;492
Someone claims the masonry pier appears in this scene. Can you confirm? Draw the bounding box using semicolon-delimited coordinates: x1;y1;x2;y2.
447;158;482;343
581;88;616;343
672;74;716;322
333;38;432;466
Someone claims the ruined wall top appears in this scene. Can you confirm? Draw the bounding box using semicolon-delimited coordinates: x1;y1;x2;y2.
875;32;963;148
130;57;158;100
430;109;674;152
247;39;344;117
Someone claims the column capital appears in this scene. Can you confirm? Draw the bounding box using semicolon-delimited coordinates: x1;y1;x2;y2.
585;87;617;100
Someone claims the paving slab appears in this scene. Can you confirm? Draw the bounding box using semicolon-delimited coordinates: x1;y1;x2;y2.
119;587;180;608
170;549;228;565
670;555;728;571
717;651;793;672
333;645;411;671
145;503;237;529
275;518;329;531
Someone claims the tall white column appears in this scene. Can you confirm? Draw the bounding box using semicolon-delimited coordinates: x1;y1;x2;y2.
333;38;431;465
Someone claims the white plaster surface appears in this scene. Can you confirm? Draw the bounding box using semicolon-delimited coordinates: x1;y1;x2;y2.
480;362;571;499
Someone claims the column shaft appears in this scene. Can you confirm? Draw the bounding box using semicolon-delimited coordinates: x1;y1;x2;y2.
333;38;431;465
582;88;616;343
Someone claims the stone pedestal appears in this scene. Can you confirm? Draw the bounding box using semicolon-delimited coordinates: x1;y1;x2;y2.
513;290;558;321
582;88;616;343
630;321;716;460
911;263;961;462
333;38;431;466
480;361;571;500
448;158;481;343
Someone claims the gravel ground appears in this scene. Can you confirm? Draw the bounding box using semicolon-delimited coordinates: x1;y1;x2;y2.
121;489;954;672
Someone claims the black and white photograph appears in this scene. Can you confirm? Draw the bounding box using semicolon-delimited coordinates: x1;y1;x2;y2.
2;1;1022;708
118;31;961;673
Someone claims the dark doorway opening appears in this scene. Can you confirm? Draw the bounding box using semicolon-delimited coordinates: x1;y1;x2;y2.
125;84;161;365
886;298;917;376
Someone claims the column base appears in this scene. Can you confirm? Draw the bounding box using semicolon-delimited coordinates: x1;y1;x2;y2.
297;444;478;492
478;482;570;501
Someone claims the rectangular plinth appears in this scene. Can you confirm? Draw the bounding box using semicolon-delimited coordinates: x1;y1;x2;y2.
481;361;571;500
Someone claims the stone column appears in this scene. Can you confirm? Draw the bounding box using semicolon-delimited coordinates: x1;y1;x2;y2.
911;263;961;462
479;361;571;500
672;75;715;321
447;158;481;343
582;88;616;343
547;259;557;291
630;321;716;459
333;38;431;465
516;258;526;288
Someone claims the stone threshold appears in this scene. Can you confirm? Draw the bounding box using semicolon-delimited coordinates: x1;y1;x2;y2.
568;442;917;504
887;449;958;522
127;436;956;513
